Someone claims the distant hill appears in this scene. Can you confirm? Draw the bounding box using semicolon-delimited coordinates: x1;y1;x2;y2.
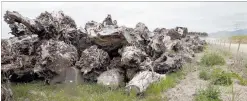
209;29;247;38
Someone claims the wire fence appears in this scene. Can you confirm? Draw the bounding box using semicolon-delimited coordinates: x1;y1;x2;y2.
205;39;247;78
206;39;247;55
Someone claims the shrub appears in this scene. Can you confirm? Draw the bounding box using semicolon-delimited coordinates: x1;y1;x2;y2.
211;68;232;86
195;85;222;101
201;52;225;66
231;72;247;86
199;70;210;80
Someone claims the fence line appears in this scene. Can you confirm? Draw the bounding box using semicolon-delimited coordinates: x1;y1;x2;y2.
206;39;247;77
206;39;246;55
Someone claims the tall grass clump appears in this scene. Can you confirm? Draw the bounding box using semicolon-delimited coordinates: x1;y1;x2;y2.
231;72;247;86
201;52;225;66
211;68;232;86
195;85;222;101
199;70;211;80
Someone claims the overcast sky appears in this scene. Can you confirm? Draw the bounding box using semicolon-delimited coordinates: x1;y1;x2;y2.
2;2;247;38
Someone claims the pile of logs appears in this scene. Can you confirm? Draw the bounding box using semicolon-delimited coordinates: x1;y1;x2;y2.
1;11;207;98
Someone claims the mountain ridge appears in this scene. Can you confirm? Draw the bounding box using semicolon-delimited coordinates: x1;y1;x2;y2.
209;29;247;38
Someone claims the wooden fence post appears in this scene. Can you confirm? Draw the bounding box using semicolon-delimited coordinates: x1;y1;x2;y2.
224;40;226;47
229;40;231;51
237;40;241;54
220;40;222;46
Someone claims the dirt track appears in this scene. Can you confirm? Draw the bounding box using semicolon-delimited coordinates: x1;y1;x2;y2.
164;71;209;101
164;43;247;101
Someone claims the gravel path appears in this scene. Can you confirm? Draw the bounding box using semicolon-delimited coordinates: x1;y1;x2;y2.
164;52;247;101
219;81;247;101
164;71;209;101
164;70;247;101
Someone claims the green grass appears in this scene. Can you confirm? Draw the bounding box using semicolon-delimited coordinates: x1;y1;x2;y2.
231;72;247;86
145;71;185;101
11;71;185;101
201;52;226;66
198;67;247;86
146;71;184;95
12;82;137;101
211;68;232;86
199;70;211;80
198;68;247;86
195;85;222;101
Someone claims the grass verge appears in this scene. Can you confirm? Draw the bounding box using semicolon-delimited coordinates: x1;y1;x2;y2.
12;82;137;101
200;52;225;66
199;70;211;80
12;71;185;101
211;68;232;86
195;85;222;101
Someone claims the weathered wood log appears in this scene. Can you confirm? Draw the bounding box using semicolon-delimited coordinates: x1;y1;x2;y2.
1;83;13;101
97;68;124;88
125;71;166;93
119;46;148;68
91;34;128;58
4;11;80;43
153;55;183;74
4;11;45;35
75;45;110;74
175;27;188;38
85;20;128;57
125;68;140;81
2;11;208;86
122;22;150;48
1;76;13;101
34;40;78;82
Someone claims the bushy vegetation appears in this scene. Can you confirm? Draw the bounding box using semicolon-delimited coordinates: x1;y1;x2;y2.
211;68;232;86
201;52;226;66
195;85;222;101
231;72;247;86
199;67;247;86
199;70;211;80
